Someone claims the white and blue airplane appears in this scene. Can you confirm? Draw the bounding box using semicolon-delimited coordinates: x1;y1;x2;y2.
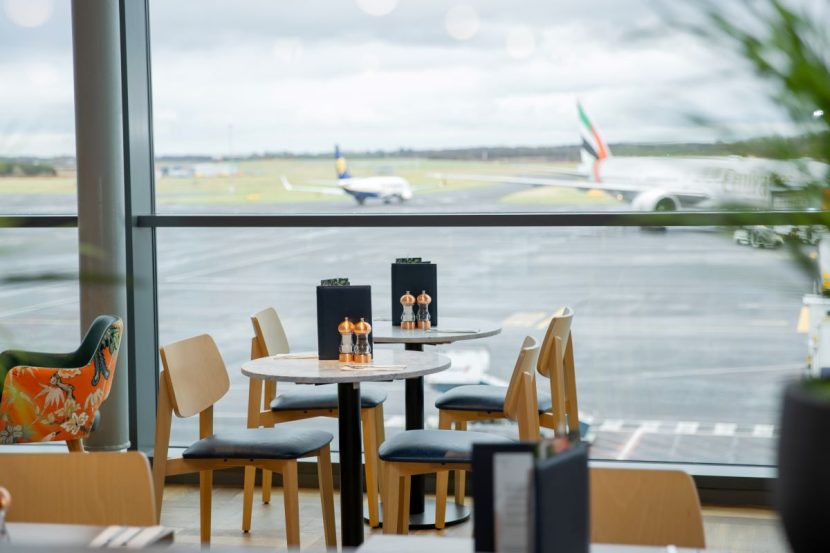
281;145;414;205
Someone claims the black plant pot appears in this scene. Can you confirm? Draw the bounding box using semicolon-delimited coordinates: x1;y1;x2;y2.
777;380;830;552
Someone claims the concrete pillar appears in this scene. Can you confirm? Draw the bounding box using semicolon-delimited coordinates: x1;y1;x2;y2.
71;0;130;450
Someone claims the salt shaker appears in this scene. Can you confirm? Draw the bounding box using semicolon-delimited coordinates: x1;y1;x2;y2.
400;290;416;329
338;317;355;362
416;290;432;329
353;318;373;363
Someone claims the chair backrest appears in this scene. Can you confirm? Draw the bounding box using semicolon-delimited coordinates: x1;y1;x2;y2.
590;467;706;548
159;334;230;418
0;452;156;526
536;307;573;378
251;307;290;358
504;336;541;441
537;307;580;437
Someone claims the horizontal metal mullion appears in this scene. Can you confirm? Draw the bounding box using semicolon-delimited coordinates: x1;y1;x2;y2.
0;216;78;228
138;211;830;228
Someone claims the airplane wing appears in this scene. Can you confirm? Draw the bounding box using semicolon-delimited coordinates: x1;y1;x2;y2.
428;172;711;202
280;176;345;195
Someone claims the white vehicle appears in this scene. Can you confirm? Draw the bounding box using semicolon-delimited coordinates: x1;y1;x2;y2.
433;102;828;211
733;226;784;248
281;145;414;205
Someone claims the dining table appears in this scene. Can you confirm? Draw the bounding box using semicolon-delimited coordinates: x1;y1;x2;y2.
241;348;452;548
371;317;502;529
2;522;173;548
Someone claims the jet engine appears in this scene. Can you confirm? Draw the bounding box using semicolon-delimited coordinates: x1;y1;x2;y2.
631;189;679;212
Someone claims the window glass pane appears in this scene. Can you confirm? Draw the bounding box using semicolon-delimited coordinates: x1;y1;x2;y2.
0;2;76;215
148;1;826;215
0;228;80;351
157;226;806;465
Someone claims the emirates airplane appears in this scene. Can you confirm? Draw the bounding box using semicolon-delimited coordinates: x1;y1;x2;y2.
434;102;827;211
281;145;414;205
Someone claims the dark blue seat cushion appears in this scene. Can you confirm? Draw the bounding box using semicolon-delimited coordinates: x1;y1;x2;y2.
270;385;386;411
183;427;332;460
434;384;552;413
379;429;513;464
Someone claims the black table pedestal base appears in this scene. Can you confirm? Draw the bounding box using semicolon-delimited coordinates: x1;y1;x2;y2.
338;382;364;547
365;500;472;529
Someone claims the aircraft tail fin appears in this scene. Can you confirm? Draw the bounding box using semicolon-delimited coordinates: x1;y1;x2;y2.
577;101;611;165
335;144;351;179
280;176;294;190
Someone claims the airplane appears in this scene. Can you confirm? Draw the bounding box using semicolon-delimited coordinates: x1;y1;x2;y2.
281;145;414;205
432;102;828;211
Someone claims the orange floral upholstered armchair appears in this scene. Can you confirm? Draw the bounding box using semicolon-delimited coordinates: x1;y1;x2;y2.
0;315;123;451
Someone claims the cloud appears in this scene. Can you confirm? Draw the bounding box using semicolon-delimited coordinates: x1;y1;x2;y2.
0;0;811;156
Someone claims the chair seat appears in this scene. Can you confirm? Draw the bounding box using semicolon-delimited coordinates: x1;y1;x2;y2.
434;384;552;413
378;429;513;464
183;427;332;460
270;385;387;411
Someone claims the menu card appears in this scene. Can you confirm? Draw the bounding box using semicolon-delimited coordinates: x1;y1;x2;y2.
316;284;373;360
390;259;438;326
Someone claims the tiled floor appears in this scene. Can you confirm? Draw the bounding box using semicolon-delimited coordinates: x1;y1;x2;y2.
160;484;790;551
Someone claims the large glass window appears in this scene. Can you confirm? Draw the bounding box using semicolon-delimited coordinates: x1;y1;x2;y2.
149;1;821;215
146;0;828;468
0;1;77;215
157;226;808;465
0;228;80;351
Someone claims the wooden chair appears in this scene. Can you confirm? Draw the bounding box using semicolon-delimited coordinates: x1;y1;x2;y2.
152;334;336;548
436;307;578;505
590;467;705;548
381;336;541;534
245;307;387;527
0;452;155;525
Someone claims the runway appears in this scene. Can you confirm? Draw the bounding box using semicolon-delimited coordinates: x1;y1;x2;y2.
0;186;812;466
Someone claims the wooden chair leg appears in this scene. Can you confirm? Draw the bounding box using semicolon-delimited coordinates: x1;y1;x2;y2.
374;405;386;500
400;474;411;535
383;463;401;535
66;439;84;452
362;408;380;528
454;420;467;504
282;461;300;548
199;470;213;544
316;446;337;548
262;469;272;504
242;466;256;532
151;456;167;523
435;470;449;530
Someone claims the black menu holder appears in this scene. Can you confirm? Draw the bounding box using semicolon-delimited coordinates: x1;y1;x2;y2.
316;285;373;360
533;444;589;553
472;442;590;553
390;262;437;326
471;442;536;553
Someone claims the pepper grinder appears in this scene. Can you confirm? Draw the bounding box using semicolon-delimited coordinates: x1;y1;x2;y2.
338;317;355;362
400;290;416;329
353;317;373;363
417;290;432;329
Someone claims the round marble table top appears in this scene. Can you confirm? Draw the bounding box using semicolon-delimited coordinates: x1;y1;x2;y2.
371;317;501;345
241;348;451;384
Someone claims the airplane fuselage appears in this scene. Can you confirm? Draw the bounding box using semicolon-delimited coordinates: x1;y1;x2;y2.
585;156;827;210
339;176;414;203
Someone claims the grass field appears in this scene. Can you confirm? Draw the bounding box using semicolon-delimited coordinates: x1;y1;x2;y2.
0;157;617;207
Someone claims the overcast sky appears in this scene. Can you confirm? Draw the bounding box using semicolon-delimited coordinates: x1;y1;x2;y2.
0;0;816;157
